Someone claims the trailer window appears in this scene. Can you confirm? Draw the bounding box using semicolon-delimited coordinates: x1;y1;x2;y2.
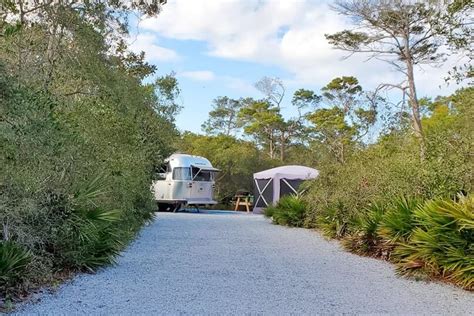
172;167;191;180
155;162;170;180
192;167;214;181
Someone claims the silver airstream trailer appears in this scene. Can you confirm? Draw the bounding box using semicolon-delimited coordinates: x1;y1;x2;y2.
152;154;219;211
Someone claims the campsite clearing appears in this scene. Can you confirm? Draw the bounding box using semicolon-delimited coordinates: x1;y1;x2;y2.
16;211;474;314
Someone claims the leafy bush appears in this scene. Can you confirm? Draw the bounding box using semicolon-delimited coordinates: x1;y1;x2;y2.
298;89;473;289
305;87;473;229
0;10;177;298
53;175;124;271
0;241;31;289
309;202;351;238
342;203;385;255
378;197;420;244
306;194;473;288
263;205;276;218
393;195;474;289
265;195;307;227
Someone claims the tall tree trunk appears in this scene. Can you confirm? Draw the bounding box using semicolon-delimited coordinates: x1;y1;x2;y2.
269;136;274;159
405;35;426;159
18;0;25;24
225;112;234;136
280;134;285;162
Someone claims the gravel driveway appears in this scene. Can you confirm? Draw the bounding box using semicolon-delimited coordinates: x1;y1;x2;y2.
17;211;473;315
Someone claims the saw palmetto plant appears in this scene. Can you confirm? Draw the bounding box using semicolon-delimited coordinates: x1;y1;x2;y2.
378;196;420;244
0;241;31;289
265;195;307;228
393;195;474;289
342;202;385;255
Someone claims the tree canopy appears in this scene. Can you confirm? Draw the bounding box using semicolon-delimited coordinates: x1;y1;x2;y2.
325;0;472;158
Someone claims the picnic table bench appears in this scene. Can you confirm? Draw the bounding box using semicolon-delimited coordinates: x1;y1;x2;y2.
233;194;254;212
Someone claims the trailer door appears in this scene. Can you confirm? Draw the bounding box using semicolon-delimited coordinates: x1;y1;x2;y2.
191;166;218;203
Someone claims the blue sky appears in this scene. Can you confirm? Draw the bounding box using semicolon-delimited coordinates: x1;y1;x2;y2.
146;37;290;119
128;0;467;134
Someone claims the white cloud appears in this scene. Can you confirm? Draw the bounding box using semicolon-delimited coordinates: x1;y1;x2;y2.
180;70;216;81
128;33;179;62
139;0;465;95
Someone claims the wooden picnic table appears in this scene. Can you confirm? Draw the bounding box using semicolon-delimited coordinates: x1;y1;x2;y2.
233;195;253;212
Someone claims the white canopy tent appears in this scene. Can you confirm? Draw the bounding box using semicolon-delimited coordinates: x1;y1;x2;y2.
253;165;319;214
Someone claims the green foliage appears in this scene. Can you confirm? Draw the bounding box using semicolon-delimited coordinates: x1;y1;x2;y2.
234;78;318;161
325;30;369;50
0;0;177;298
154;72;182;122
325;1;472;156
265;196;307;227
393;195;474;289
306;85;472;220
292;89;321;109
326;2;467;70
47;175;125;271
307;76;377;164
304;194;473;288
239;100;283;139
342;203;385;255
0;0;472;297
201;96;243;136
378;197;420;244
305;202;349;238
249;83;472;290
307;107;356;162
0;241;31;288
321;76;362;103
297;86;471;288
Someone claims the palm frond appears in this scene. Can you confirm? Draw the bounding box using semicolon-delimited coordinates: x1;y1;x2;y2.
0;241;31;285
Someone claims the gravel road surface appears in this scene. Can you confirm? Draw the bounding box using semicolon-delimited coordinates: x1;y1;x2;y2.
17;211;473;315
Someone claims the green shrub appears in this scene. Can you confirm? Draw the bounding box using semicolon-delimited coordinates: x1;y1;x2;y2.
393;195;474;289
265;195;307;227
0;241;31;289
378;197;420;244
304;93;473;238
309;202;351;238
0;30;175;298
263;205;276;218
342;203;385;255
55;207;123;272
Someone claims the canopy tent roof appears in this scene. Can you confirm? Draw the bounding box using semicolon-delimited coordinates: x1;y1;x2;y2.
252;165;319;214
253;165;318;180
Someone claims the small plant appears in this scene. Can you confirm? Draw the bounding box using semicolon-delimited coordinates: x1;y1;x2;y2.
265;195;307;227
315;202;350;239
378;196;419;244
393;195;474;289
342;202;385;255
0;241;31;288
58;207;123;272
264;205;276;218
